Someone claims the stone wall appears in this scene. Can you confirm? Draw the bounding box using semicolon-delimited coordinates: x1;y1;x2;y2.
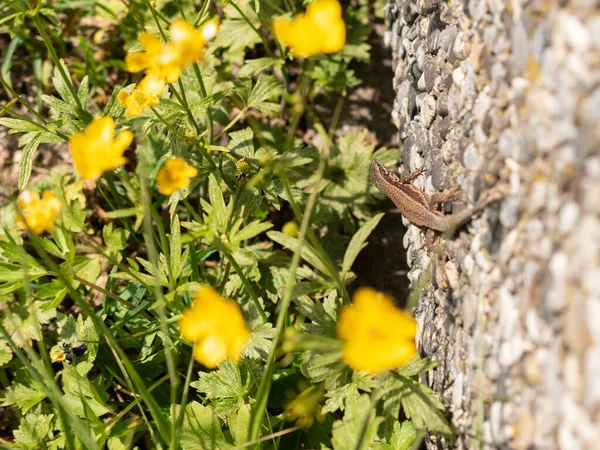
384;0;600;448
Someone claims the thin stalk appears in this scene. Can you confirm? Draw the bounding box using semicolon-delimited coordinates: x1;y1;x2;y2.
214;107;248;141
229;0;274;57
25;224;172;444
139;156;179;410
32;15;84;113
0;102;69;140
192;63;213;144
172;343;197;448
0;77;47;124
216;240;268;323
247;148;327;445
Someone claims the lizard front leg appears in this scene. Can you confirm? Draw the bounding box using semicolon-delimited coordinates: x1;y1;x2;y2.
400;167;426;184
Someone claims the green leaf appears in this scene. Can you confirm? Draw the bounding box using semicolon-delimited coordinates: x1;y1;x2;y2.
341;213;383;275
331;394;383;450
103;85;126;118
228;404;251;445
239;58;284;76
18;135;38;189
52;59;76;106
189;90;229;114
0;261;46;283
300;350;345;387
1;379;47;414
180;402;234;450
231;220;273;244
0;338;13;367
396;356;440;377
77;75;89;106
19;131;43;191
324;372;376;414
12;412;54;450
62;363;110;418
228;127;255;158
190;360;255;418
242;322;276;360
246;75;283;115
390;420;418;450
213;0;262;53
382;375;454;439
0;118;42;133
42;94;73;116
267;231;329;275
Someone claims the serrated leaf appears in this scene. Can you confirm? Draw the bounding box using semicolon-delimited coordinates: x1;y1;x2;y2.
62;364;110;418
228;127;255;158
331;394;383;450
103;85;127;118
0;339;12;366
246;75;282;115
213;0;262;53
189;90;228;114
396;356;439;378
239;57;284;76
341;213;383;275
1;380;47;414
52;59;76;106
228;404;251;445
0;118;42;133
242;322;276;360
42;94;73;116
383;375;454;439
0;261;46;282
391;420;418;450
208;174;228;229
77;75;89;106
12;412;54;450
18;131;43;190
180;401;234;450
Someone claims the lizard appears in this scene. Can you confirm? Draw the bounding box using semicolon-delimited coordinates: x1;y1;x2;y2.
370;159;503;246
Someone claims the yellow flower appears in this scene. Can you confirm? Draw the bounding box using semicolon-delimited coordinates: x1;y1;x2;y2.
273;0;346;57
118;74;165;117
179;285;250;369
337;287;417;374
170;18;219;66
69;117;133;180
156;157;198;195
125;33;182;83
16;190;61;234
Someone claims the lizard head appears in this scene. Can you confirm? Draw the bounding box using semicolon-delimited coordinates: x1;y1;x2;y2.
370;159;400;191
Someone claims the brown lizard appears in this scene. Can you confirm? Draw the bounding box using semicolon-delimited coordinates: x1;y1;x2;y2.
370;159;502;241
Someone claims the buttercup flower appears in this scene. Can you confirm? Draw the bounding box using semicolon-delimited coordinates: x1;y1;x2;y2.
16;190;61;234
118;74;165;117
156;157;198;195
69;117;133;180
170;18;220;66
125;33;182;83
337;287;417;374
125;18;219;84
179;285;250;368
273;0;346;57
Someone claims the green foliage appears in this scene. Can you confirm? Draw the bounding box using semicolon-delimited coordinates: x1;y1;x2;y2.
0;0;452;448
